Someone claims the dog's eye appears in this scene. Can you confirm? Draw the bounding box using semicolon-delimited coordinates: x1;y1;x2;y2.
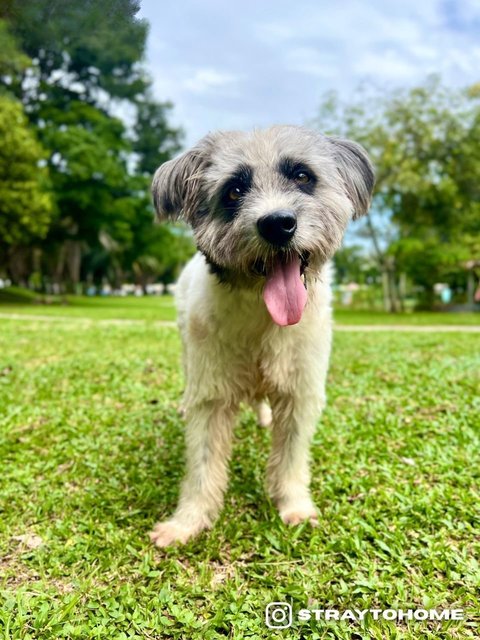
228;186;243;201
294;171;310;184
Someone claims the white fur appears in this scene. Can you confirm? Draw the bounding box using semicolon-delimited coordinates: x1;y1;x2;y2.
149;125;374;547
150;253;333;547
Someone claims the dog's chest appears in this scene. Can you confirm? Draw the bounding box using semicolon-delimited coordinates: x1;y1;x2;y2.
177;254;328;401
213;297;306;396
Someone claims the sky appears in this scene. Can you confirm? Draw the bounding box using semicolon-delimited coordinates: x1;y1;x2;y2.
138;0;480;147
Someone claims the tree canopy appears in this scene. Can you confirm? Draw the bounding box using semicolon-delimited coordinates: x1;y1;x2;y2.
0;94;53;246
320;77;480;309
0;1;192;291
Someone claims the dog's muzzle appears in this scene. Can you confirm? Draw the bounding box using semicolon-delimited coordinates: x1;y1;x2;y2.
257;210;297;246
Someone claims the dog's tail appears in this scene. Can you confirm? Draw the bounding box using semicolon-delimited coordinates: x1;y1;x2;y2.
255;400;272;428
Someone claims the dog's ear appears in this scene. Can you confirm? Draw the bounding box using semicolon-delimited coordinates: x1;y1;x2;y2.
328;137;375;219
152;137;213;221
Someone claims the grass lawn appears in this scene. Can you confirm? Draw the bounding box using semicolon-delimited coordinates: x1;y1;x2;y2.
0;288;479;325
0;290;177;322
0;309;479;638
333;309;480;326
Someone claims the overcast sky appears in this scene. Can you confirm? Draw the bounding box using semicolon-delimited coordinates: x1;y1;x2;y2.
138;0;480;147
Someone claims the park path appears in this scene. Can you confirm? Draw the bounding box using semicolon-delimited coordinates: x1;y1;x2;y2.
0;312;479;332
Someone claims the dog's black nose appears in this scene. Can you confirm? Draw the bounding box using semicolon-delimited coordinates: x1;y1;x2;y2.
257;210;297;246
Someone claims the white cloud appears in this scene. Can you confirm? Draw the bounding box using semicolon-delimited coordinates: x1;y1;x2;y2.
253;21;295;45
352;50;420;82
183;68;238;94
284;47;340;79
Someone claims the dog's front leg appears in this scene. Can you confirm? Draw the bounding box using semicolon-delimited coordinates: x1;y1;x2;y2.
150;399;236;547
266;393;323;526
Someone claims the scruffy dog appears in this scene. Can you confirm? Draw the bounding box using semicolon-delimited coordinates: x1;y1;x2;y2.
149;125;374;547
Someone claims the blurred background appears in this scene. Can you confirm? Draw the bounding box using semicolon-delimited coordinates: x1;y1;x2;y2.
0;0;479;313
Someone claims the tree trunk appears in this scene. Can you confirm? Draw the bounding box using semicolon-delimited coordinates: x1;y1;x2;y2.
55;244;66;293
467;270;475;306
381;271;391;311
65;240;82;294
387;268;401;312
7;246;30;287
364;212;401;313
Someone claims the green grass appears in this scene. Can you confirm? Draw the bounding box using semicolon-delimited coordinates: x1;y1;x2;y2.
0;293;177;322
0;286;40;304
0;311;479;639
333;309;480;326
0;289;478;325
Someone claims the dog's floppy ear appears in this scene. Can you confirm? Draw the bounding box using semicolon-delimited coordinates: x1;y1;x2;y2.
152;137;213;221
328;137;375;219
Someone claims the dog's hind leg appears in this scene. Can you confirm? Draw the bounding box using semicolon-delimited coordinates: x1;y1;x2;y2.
266;392;324;527
150;399;236;547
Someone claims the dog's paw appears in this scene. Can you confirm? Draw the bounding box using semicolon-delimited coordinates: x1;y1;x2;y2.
149;519;201;548
280;505;319;527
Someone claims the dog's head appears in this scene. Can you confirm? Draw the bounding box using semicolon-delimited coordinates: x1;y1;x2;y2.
152;125;374;326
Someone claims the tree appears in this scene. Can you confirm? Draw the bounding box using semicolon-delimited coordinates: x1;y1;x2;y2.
38;103;136;289
333;245;379;285
1;0;148;110
316;77;480;310
133;95;183;176
0;95;53;283
0;19;29;77
0;1;187;291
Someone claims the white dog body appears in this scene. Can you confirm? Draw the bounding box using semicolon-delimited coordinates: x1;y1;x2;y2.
177;252;332;409
151;254;332;546
149;126;374;547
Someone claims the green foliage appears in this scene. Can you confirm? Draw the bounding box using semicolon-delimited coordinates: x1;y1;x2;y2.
41;106;133;241
1;0;148;106
317;77;480;307
333;245;379;284
133;95;183;175
0;1;187;289
128;215;196;285
0;19;29;77
0;95;53;246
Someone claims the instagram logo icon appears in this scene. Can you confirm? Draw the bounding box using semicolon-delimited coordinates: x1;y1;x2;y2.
265;602;293;629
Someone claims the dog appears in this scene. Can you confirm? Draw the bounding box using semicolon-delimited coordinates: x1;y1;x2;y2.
149;125;374;547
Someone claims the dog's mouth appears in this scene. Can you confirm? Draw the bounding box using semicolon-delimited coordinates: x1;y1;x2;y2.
252;251;310;327
252;251;309;278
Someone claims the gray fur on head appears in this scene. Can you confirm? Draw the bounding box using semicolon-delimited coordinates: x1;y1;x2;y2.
152;136;211;221
327;137;375;219
152;125;375;284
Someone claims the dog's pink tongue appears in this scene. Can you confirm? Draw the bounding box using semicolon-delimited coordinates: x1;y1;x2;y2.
263;256;307;326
